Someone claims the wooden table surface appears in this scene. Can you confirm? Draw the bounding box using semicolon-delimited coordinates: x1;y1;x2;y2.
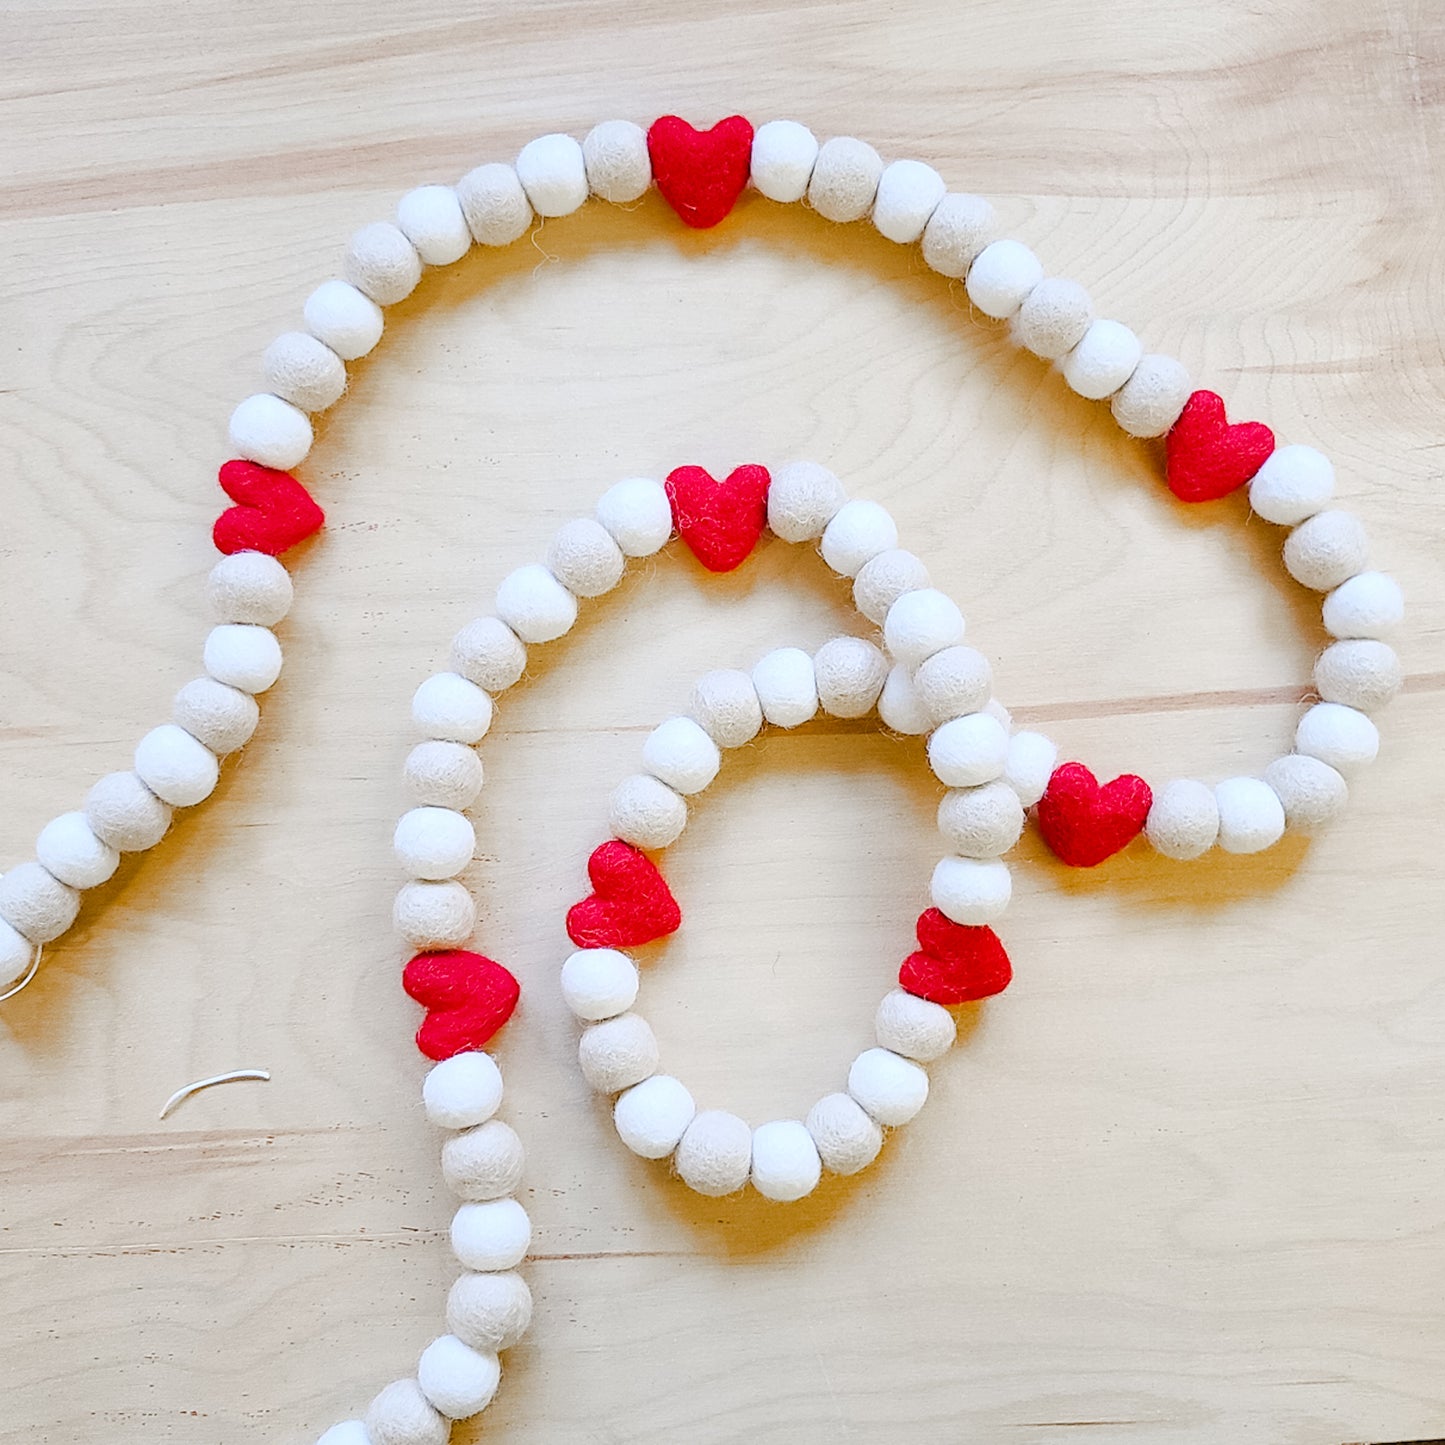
2;3;1443;1442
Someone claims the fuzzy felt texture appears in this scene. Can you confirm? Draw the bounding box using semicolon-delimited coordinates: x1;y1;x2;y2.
899;907;1012;1004
566;840;681;949
647;114;754;229
665;463;771;572
403;950;520;1061
213;459;325;555
1035;762;1153;867
1165;390;1275;503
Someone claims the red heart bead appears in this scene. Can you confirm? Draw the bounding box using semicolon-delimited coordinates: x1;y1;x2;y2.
566;840;682;949
213;459;325;555
665;463;771;572
1165;390;1275;503
647;114;754;229
1035;762;1153;868
899;908;1012;1005
403;950;520;1061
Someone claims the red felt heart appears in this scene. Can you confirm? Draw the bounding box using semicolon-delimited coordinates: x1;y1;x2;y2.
1164;390;1275;503
899;907;1012;1005
566;840;682;949
665;463;771;572
403;950;520;1061
1035;762;1153;868
213;459;325;555
647;114;754;229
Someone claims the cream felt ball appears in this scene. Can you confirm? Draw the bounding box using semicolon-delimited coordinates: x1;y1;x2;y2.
813;636;888;718
1014;277;1093;361
885;588;966;668
412;672;493;744
915;645;992;724
820;498;898;576
1144;778;1218;860
263;330;346;412
365;1379;449;1445
1214;777;1286;854
965;238;1043;319
394;806;476;880
495;563;578;644
674;1109;752;1197
303;279;384;360
936;781;1025;859
35;811;119;890
1060;318;1142;401
204;623;283;693
228;393;312;470
807;135;883;222
1323;571;1404;639
930;855;1011;925
456;162;533;246
0;918;35;990
394;880;476;948
441;1120;526;1201
1003;730;1058;807
396;184;472;266
577;1012;659;1093
877;663;932;735
134;724;219;808
642;716;721;795
614;1074;696;1159
1283;509;1369;591
404;740;485;810
690;668;763;748
1110;353;1192;438
875;988;956;1062
546;517;625;598
609;773;687;849
344;221;422;306
172;676;259;755
582;119;651;203
1295;701;1379;771
85;771;171;852
560;948;639;1022
0;862;80;945
921;192;995;278
805;1092;883;1175
766;460;846;542
450;615;527;694
750;118;818;202
927;712;1009;788
447;1271;533;1353
1313;639;1402;712
872;158;946;243
423;1050;503;1129
315;1422;369;1445
847;1046;929;1126
417;1334;501;1419
207;551;294;626
595;476;672;556
751;647;818;728
450;1198;531;1272
1264;753;1348;831
516;132;589;217
852;548;930;625
750;1120;822;1202
1248;443;1335;526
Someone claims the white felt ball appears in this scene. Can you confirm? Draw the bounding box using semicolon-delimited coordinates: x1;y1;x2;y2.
609;773;687;849
1313;639;1402;712
930;855;1011;925
1003;731;1059;807
395;806;476;880
595;476;672;556
85;771;172;852
1323;571;1404;639
35;811;119;890
397;184;472;266
805;1092;883;1174
450;616;527;694
365;1380;448;1445
751;647;818;728
690;669;763;748
560;948;639;1022
405;740;485;810
914;645;991;724
877;663;932;735
344;221;422;306
172;676;259;755
228;393;312;470
441;1120;525;1201
1295;701;1379;771
1015;277;1093;361
0;918;35;990
1110;353;1192;438
872;158;946;244
674;1109;752;1197
412;672;493;744
982;697;1013;733
876;988;957;1062
820;498;899;577
847;1047;929;1127
767;459;846;542
642;716;721;795
546;517;625;598
966;239;1044;320
134;724;219;808
303;279;384;361
1263;753;1348;832
750;1120;822;1202
394;881;476;948
884;588;965;667
852;548;930;625
456;162;533;246
204;623;283;693
447;1271;533;1353
582;119;651;203
207;551;294;626
807;135;883;222
1283;509;1369;591
315;1422;369;1445
1213;777;1286;854
1248;444;1335;526
814;636;888;718
495;563;578;644
927;712;1009;788
423;1050;503;1129
750;119;819;202
451;1197;531;1272
263;330;346;412
0;862;80;944
417;1335;500;1420
578;1012;659;1094
516;132;588;217
921;192;996;278
614;1073;697;1159
936;781;1025;859
1143;778;1218;860
1060;318;1142;401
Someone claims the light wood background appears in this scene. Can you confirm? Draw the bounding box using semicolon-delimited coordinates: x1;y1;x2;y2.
2;2;1443;1442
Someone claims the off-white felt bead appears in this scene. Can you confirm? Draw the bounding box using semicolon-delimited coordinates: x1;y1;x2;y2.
494;563;578;644
204;623;283;693
642;716;720;795
227;393;312;470
852;548;930;625
936;781;1025;859
751;647;818;728
441;1121;525;1201
871;158;946;243
456;162;533;246
207;551;293;626
1295;701;1379;771
516;133;588;217
577;1012;659;1094
807;135;883;222
560;948;639;1022
966;239;1044;320
447;1271;533;1352
750;119;818;202
134;724;219;807
750;1120;822;1202
451;1197;531;1272
1061;318;1142;401
674;1109;752;1197
927;712;1009;788
303;279;384;361
766;459;846;542
1264;753;1348;832
1110;353;1192;438
802;1099;885;1190
609;773;687;849
344;221;422;306
1015;277;1093;361
546;517;625;598
412;672;493;744
930;855;1012;925
450;616;527;694
85;771;171;852
920;192;996;278
820;498;898;577
847;1046;928;1126
813;636;888;718
0;918;35;990
365;1380;448;1445
262;331;346;412
878;663;932;735
396;184;472;266
405;740;484;810
582;119;651;203
1003;731;1059;807
1144;779;1219;860
614;1074;696;1159
0;862;80;944
876;988;957;1062
690;669;763;748
915;645;991;724
1313;639;1403;711
172;676;259;755
1248;444;1335;526
1214;777;1286;854
982;697;1012;733
1323;571;1404;639
316;1420;369;1445
394;880;476;948
595;476;672;556
35;811;119;890
884;588;965;667
423;1050;503;1129
395;806;476;881
417;1335;500;1420
1283;509;1369;591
